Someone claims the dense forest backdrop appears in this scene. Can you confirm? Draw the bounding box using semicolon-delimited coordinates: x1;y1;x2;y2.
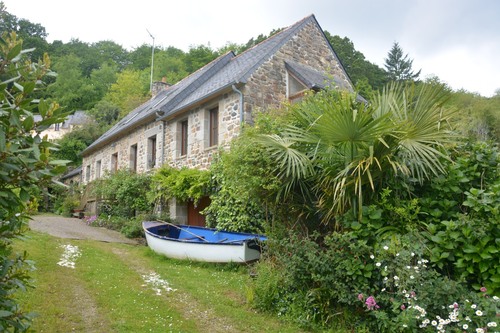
2;2;499;166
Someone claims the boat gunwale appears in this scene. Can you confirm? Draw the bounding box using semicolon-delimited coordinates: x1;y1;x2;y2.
142;221;266;246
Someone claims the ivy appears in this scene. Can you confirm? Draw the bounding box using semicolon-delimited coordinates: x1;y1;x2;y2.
150;166;210;205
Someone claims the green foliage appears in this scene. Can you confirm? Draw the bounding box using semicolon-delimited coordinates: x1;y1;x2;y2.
88;100;120;127
384;42;421;82
253;233;499;331
92;170;152;218
325;32;388;94
150;166;211;205
252;232;374;330
0;32;68;331
104;69;149;118
448;89;500;142
52;119;104;165
204;115;283;233
256;82;455;223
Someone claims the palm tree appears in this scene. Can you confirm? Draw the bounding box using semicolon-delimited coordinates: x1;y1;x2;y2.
256;83;455;225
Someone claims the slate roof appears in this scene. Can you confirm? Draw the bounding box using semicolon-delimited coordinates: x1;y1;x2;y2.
59;165;82;181
285;60;353;91
83;14;353;155
34;110;90;128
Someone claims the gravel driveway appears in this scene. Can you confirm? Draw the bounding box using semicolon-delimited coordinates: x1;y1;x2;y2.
29;214;137;244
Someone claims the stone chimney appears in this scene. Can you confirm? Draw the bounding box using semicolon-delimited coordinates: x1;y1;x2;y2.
152;77;171;96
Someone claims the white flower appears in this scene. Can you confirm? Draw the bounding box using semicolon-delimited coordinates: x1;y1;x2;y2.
475;310;483;316
381;288;386;292
383;246;389;250
406;265;411;269
376;262;381;267
403;324;407;328
471;304;477;309
493;295;499;301
411;252;415;256
476;328;484;333
463;324;468;329
487;322;497;327
410;275;415;279
396;253;400;256
431;320;437;326
370;254;375;259
394;275;399;280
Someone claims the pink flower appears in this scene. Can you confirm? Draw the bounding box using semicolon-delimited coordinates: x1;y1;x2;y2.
480;286;487;292
365;296;379;310
358;293;364;301
401;304;406;310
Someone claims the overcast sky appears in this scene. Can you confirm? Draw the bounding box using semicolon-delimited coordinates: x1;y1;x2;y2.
4;0;499;97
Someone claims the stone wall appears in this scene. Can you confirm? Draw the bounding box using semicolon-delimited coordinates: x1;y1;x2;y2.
163;90;241;170
82;120;164;182
82;90;242;181
243;20;352;122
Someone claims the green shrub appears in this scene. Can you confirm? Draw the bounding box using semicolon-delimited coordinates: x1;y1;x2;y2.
252;233;499;331
0;32;69;331
92;170;152;218
252;232;375;330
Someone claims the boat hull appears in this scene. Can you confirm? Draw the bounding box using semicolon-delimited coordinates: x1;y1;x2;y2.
143;221;265;263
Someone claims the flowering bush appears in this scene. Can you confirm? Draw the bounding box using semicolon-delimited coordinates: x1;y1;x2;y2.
359;241;499;332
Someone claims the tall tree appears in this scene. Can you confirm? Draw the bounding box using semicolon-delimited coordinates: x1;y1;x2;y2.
324;32;387;96
384;42;421;82
48;54;95;110
104;69;149;118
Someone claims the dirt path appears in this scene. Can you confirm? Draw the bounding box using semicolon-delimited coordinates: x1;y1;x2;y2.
29;214;137;244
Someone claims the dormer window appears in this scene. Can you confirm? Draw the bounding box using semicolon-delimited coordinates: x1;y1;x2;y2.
287;71;308;103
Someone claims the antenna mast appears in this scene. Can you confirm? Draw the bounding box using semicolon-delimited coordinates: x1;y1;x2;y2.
146;29;155;93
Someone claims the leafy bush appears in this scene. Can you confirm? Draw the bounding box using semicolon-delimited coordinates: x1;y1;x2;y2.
252;233;499;331
0;32;68;331
92;170;152;218
252;232;375;330
204;114;283;233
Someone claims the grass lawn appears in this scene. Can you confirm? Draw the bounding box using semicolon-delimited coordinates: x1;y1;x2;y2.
13;231;302;333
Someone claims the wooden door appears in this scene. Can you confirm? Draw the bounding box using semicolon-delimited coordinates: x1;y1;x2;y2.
187;196;210;227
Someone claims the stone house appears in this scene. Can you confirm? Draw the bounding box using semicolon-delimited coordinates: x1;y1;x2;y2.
81;14;355;225
35;110;91;142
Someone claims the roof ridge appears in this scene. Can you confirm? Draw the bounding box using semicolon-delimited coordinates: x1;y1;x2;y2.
233;14;317;83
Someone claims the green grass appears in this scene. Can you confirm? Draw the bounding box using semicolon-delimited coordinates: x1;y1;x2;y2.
13;231;303;333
